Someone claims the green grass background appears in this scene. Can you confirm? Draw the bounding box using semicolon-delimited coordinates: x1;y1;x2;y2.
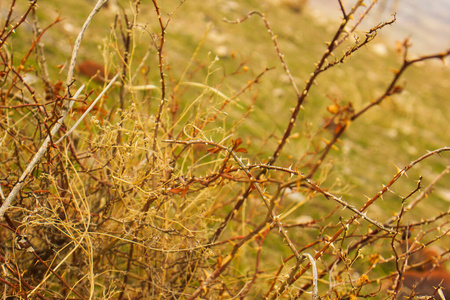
2;0;449;298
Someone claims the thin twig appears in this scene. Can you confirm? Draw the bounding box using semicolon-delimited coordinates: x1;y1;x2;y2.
0;85;85;219
55;74;120;144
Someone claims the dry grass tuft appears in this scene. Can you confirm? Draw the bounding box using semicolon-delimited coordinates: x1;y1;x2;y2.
0;0;449;299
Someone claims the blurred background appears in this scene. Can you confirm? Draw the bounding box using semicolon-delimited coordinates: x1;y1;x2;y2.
308;0;450;55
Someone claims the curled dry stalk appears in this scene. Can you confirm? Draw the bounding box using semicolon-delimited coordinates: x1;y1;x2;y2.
0;0;110;298
210;1;386;246
1;0;449;298
0;85;85;219
201;6;382;288
164;138;303;298
270;165;450;298
283;147;450;299
0;0;108;219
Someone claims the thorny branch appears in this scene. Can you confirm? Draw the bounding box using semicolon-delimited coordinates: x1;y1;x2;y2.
1;0;449;298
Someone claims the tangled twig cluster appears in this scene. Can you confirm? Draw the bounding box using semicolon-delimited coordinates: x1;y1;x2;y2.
0;0;449;299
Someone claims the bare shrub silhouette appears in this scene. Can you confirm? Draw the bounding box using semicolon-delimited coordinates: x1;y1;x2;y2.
0;0;449;299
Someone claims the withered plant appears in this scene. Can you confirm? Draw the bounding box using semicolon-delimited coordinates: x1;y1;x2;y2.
0;0;449;299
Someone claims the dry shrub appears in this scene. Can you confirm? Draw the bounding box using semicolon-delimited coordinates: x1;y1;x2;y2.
0;0;449;299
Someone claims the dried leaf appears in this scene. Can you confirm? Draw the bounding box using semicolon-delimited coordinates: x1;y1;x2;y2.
391;85;403;94
169;188;184;194
327;103;339;114
235;148;248;153
180;187;189;197
207;147;221;154
233;138;243;148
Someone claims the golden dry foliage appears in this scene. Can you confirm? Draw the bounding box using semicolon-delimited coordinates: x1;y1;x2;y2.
0;0;449;299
